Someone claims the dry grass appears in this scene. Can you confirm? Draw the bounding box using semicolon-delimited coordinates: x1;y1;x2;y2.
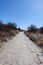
25;31;43;47
0;22;19;47
0;30;19;47
0;30;19;42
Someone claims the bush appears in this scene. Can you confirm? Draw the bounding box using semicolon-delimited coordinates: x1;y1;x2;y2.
0;21;18;43
6;22;17;30
18;27;21;31
40;27;43;34
27;24;37;33
0;21;17;31
0;21;5;31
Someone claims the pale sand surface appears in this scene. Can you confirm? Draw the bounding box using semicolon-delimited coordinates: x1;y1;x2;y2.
0;32;43;65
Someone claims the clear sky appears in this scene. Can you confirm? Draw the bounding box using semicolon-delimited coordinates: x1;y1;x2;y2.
0;0;43;29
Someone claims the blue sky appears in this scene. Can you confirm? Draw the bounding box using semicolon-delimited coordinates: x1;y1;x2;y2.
0;0;43;29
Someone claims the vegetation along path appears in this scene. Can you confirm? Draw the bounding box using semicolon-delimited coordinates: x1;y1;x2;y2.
0;32;43;65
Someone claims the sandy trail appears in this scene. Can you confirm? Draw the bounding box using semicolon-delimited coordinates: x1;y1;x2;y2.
0;32;43;65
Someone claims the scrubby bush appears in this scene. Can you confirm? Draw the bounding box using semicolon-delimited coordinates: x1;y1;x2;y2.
27;24;37;33
0;21;18;43
40;27;43;34
6;22;17;30
0;21;17;31
18;27;21;31
0;21;6;31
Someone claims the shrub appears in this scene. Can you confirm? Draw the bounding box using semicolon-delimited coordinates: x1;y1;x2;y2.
18;27;21;31
40;27;43;34
6;22;17;30
27;24;37;33
0;21;5;31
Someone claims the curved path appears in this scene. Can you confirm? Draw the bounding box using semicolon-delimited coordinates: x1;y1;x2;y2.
0;32;43;65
